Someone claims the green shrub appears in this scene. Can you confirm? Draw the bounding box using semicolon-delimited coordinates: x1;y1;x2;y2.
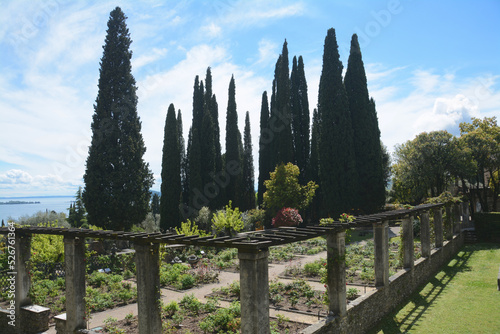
88;271;109;288
162;301;179;318
229;280;240;296
347;287;359;300
212;201;244;236
303;261;322;276
199;301;241;333
473;212;500;242
179;293;202;315
179;273;195;290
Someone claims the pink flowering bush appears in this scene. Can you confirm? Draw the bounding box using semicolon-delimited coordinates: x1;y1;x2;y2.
272;207;303;227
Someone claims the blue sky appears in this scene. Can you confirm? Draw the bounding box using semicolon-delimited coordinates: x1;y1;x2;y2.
1;0;499;197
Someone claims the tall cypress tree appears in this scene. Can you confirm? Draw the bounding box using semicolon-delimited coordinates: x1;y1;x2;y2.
186;76;206;213
344;34;385;213
308;108;322;222
177;110;189;205
203;67;225;208
68;186;87;227
242;111;256;211
318;28;358;217
200;111;218;209
309;108;320;185
290;55;310;183
83;7;153;231
160;104;181;230
204;67;223;174
192;76;204;140
187;127;203;210
225;75;243;206
270;41;294;167
258;91;271;206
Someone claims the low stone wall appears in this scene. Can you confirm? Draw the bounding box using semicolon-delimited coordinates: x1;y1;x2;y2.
301;233;464;334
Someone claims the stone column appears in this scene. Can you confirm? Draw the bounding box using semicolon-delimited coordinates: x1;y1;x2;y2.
373;221;389;287
462;202;471;229
327;230;346;316
14;233;31;333
445;206;453;240
239;248;270;334
64;236;86;334
420;212;431;258
453;203;462;234
135;242;161;334
402;215;414;269
433;208;443;248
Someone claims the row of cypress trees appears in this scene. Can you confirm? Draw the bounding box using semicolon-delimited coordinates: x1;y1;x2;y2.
83;7;385;231
258;29;386;220
162;28;386;229
160;71;257;230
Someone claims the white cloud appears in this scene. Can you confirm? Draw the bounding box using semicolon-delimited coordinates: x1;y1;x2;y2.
201;23;222;39
0;170;33;184
218;1;305;28
256;39;278;65
368;67;500;154
133;47;169;69
0;169;79;196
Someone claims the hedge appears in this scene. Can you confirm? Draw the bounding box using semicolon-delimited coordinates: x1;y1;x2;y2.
473;212;500;242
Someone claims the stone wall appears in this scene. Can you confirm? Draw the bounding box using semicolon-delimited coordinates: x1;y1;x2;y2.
301;233;464;334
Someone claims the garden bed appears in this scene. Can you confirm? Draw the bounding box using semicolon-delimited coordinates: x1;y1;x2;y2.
95;294;309;333
279;239;422;286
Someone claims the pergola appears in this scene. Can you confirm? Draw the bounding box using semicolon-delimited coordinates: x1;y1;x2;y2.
1;202;469;334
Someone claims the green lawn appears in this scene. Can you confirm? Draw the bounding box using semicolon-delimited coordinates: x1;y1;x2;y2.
369;243;500;334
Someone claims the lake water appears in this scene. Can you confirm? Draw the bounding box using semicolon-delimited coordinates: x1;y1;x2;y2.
0;196;74;222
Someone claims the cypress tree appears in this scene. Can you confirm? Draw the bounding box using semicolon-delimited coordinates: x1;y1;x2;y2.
186;76;206;213
83;7;153;230
258;91;271;205
203;67;225;208
225;75;243;206
160;104;181;230
69;186;87;227
270;41;294;167
344;34;385;213
290;55;310;183
200;110;218;209
204;67;223;174
151;192;160;218
187;127;203;211
192;76;204;140
318;28;358;217
242;111;256;211
177;110;189;205
308;108;321;222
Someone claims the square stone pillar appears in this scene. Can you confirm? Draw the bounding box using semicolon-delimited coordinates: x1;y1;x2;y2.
420;212;431;258
238;248;270;334
64;236;86;334
327;230;346;317
373;221;389;287
433;208;443;248
14;233;31;333
462;202;471;228
402;216;414;269
445;206;453;240
135;242;161;334
453;203;462;234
